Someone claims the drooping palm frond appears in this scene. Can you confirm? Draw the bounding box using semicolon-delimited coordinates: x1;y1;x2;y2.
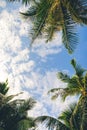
58;102;76;128
17;98;36;113
60;2;78;53
29;0;53;43
35;115;69;130
63;0;87;25
20;6;37;17
48;87;80;101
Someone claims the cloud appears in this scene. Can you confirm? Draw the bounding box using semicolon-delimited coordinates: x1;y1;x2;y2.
0;2;35;93
0;1;78;123
27;71;78;119
0;1;6;8
31;33;62;58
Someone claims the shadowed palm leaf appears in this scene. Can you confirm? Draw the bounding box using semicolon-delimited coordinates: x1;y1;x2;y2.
0;81;36;130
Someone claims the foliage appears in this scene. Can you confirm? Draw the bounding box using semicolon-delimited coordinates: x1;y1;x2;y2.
48;59;87;129
0;80;36;130
19;0;87;53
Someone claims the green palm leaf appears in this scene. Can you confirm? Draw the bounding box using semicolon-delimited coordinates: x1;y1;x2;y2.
60;2;78;53
59;102;76;128
58;72;70;83
0;79;9;95
71;59;86;77
35;115;69;130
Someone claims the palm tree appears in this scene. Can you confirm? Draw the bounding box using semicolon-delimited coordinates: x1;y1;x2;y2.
19;0;87;53
35;102;77;130
0;80;36;130
7;0;87;53
48;59;87;130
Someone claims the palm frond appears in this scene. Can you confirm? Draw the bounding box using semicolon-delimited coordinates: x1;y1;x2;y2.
18;98;36;113
48;87;80;101
58;72;70;83
35;116;69;130
20;6;37;18
60;3;78;53
30;0;52;43
0;79;9;95
59;102;76;128
71;59;86;77
4;92;23;103
8;0;36;5
66;0;87;25
67;75;82;89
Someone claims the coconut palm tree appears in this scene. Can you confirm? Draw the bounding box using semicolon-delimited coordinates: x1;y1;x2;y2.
7;0;87;53
0;80;36;130
48;59;87;130
19;0;87;53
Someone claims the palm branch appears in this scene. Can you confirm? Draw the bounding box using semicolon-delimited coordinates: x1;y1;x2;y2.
35;102;77;130
48;59;87;100
35;116;69;130
19;0;87;53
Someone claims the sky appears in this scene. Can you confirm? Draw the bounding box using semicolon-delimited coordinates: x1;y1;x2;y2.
0;0;87;128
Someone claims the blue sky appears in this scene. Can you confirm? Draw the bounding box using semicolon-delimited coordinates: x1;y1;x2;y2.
0;0;87;125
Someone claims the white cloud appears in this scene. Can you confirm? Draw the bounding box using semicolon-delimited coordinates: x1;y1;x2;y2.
25;71;69;117
0;2;35;94
0;1;78;126
31;33;62;58
0;1;6;8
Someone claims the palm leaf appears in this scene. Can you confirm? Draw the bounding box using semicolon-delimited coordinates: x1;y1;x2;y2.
35;116;69;130
60;3;78;53
30;0;53;43
58;72;70;83
20;6;37;17
0;79;9;95
59;102;76;128
8;0;35;5
71;59;86;77
64;0;87;25
18;98;36;113
48;87;80;101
